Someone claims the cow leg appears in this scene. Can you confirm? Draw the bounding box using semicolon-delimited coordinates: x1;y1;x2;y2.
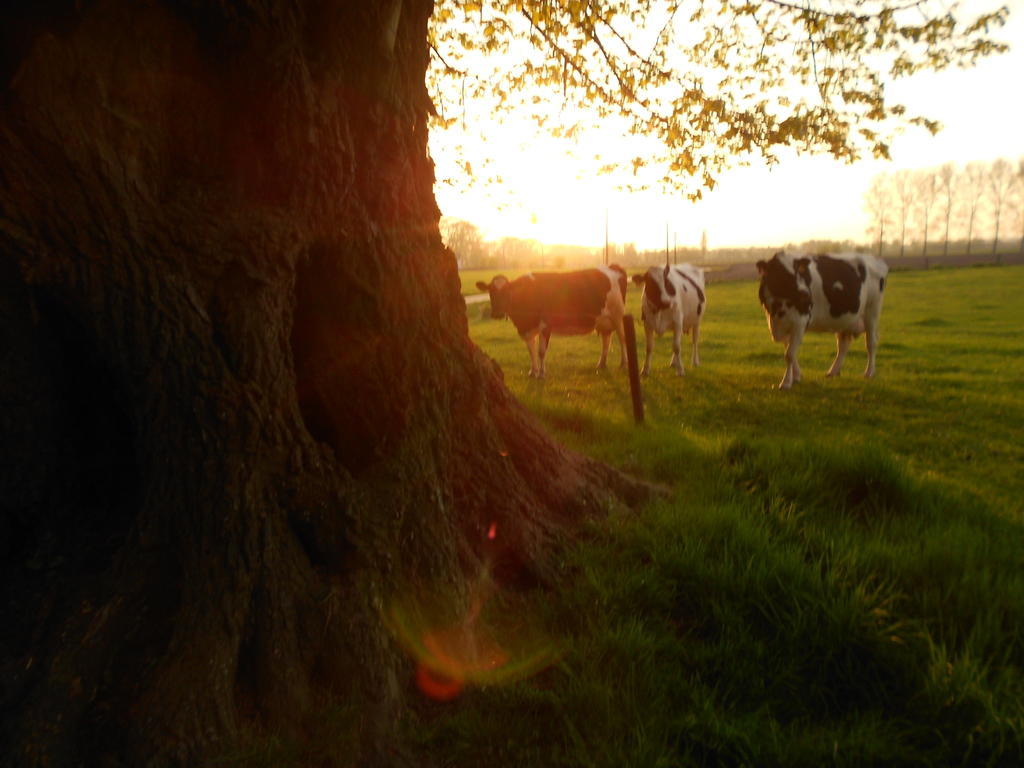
538;326;552;379
597;330;611;371
827;332;853;378
670;324;684;376
522;331;542;378
690;321;701;368
864;314;881;379
640;324;654;376
616;318;627;369
780;328;805;390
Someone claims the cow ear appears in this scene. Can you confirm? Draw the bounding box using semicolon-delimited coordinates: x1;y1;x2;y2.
795;258;810;277
756;260;767;275
475;281;489;292
663;265;676;297
631;274;645;286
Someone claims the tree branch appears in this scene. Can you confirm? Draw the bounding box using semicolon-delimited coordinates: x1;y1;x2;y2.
518;7;614;108
430;42;466;76
762;0;928;21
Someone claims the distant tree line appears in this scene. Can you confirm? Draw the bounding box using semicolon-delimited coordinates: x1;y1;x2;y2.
445;156;1024;271
442;215;867;271
441;216;612;269
864;158;1024;265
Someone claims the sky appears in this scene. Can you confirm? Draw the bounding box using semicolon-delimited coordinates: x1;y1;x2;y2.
429;1;1024;251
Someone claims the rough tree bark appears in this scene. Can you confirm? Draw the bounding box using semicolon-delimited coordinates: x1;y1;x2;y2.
0;1;651;765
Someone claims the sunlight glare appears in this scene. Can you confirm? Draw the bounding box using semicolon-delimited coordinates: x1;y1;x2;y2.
385;560;559;701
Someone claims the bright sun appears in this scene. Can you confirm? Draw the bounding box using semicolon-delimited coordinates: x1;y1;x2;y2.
431;112;682;249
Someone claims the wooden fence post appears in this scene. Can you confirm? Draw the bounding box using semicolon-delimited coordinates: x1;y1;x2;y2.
623;314;644;424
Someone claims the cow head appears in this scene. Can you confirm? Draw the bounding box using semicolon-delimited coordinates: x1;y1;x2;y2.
756;252;812;342
635;266;672;312
476;275;510;319
607;263;628;301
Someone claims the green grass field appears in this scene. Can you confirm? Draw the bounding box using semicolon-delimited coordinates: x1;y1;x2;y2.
412;265;1024;767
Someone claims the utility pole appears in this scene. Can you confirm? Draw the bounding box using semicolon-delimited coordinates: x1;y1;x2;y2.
665;221;670;267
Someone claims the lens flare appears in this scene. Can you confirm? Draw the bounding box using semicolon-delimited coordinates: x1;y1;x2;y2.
385;566;559;701
415;665;463;702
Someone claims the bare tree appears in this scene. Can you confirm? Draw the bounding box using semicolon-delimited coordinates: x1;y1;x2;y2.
987;158;1015;264
864;173;893;258
892;169;915;258
937;162;958;259
440;217;486;268
961;161;988;256
914;168;940;268
1017;158;1024;256
496;236;539;268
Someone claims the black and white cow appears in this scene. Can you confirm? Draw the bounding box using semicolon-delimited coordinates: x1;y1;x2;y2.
756;251;888;389
476;265;627;378
631;263;706;376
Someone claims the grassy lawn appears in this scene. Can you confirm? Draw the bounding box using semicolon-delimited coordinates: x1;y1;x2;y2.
411;265;1024;767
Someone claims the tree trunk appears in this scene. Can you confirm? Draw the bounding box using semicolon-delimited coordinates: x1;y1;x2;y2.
967;208;975;255
0;2;653;765
922;217;929;269
943;208;951;259
992;210;1001;263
